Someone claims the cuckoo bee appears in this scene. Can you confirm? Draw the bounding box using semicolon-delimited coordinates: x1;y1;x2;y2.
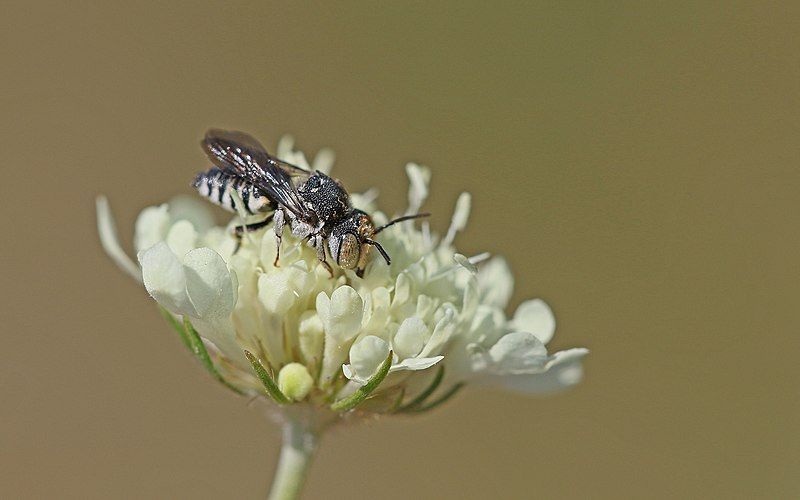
193;129;428;277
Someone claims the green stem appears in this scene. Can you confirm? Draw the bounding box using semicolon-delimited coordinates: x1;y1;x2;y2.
268;414;318;500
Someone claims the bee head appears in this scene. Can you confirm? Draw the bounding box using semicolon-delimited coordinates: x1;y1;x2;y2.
329;210;430;278
328;210;382;277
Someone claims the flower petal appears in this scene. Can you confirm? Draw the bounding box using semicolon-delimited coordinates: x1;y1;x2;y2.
485;331;549;375
470;305;506;347
391;356;444;373
453;253;477;274
324;285;364;341
461;274;479;318
350;188;379;213
182;247;237;320
406;163;431;214
139;242;195;316
392;317;427;359
312;147;335;174
258;272;294;315
344;335;390;383
134;204;170;254
166;194;215;233
276;135;295;162
166;220;198;258
477;256;514;310
191;316;249;369
298;310;324;364
318;287;365;386
488;348;588;394
419;306;456;357
95;196;142;283
510;299;556;345
444;192;471;246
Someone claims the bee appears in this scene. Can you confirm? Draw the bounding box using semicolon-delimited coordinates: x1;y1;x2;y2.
193;129;429;278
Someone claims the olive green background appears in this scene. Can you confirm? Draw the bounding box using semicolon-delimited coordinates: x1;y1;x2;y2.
2;1;798;499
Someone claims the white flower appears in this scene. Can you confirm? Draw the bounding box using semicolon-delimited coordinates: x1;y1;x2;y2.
96;137;588;416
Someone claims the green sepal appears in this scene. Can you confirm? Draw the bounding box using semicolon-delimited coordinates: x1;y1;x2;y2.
331;350;393;412
244;350;290;405
396;364;445;413
403;382;464;413
389;387;406;413
181;318;245;395
159;306;190;348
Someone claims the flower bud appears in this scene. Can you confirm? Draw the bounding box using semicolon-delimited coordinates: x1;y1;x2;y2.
277;363;314;401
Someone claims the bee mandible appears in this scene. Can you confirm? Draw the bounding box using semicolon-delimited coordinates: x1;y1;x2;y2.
192;129;428;278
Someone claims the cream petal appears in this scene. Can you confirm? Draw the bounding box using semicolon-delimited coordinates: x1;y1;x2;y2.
350;188;379;213
390;356;444;373
325;286;364;341
470;305;507;346
391;272;412;311
258;272;295;315
191;316;250;370
312;147;335;174
392;317;427;359
406;163;431;214
182;247;237;320
414;294;439;326
443;192;471;246
298;310;324;365
95;196;142;283
461;274;479;318
291;151;311;170
346;335;390;382
276;135;295;161
139;242;195;316
318;287;365;386
486;331;549;375
134;204;170;254
166;194;215;233
510;299;556;345
453;253;477;274
315;291;330;325
419;306;456;357
477;256;514;310
285;260;316;298
259;228;279;268
364;287;391;331
166;220;198;258
487;348;588;394
200;227;237;259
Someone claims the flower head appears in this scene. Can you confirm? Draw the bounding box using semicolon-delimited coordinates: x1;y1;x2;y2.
97;136;588;417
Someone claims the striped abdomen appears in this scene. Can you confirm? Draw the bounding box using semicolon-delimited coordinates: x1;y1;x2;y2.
192;168;273;215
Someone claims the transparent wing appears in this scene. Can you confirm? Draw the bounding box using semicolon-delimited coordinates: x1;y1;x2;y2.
201;129;310;218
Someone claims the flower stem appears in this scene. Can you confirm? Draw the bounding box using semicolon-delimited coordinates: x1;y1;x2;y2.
268;414;318;500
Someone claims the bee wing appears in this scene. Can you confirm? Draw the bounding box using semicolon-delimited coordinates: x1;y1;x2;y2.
203;129;312;175
202;129;311;218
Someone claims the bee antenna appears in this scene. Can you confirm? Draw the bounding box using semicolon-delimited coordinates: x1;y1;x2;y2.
364;238;391;265
374;213;430;234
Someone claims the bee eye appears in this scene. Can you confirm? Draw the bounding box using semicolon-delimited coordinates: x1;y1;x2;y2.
336;233;361;269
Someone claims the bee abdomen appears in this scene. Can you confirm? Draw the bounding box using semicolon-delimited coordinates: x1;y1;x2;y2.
192;168;271;215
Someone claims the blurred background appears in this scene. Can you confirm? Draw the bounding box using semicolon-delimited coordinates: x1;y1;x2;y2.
2;1;798;498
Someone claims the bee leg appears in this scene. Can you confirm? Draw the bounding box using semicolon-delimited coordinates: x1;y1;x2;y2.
320;259;334;278
273;208;285;267
233;214;275;253
314;234;334;278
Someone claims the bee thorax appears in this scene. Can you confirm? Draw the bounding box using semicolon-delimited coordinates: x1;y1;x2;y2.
298;172;350;227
